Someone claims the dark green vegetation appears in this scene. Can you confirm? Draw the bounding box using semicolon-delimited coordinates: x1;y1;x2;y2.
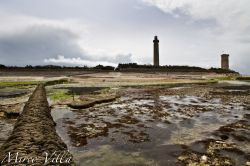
0;63;239;74
117;63;238;73
236;76;250;81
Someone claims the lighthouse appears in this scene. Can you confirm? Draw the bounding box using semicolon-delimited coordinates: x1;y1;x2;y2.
153;36;159;66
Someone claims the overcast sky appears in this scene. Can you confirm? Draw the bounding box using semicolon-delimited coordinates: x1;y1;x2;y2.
0;0;249;74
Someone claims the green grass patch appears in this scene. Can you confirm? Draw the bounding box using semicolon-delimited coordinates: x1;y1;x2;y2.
214;76;236;81
49;89;73;101
0;78;69;88
0;81;41;88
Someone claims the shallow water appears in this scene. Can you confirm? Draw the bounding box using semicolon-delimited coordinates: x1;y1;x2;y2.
0;119;14;147
0;88;29;98
51;86;248;165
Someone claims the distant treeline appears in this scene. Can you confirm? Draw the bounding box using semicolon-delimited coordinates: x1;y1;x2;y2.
0;64;115;70
117;63;238;74
0;63;238;73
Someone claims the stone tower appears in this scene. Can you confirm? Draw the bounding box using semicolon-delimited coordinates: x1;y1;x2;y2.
153;36;159;66
221;54;229;70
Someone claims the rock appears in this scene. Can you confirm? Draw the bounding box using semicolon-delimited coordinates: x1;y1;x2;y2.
220;135;229;140
201;155;208;162
178;155;188;161
69;94;117;109
0;111;6;118
131;152;140;157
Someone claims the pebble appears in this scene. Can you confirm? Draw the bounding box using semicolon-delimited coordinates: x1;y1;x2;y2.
201;155;208;162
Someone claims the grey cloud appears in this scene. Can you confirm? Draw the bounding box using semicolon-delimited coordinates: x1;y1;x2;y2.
44;55;117;67
0;25;133;66
238;38;250;44
0;25;89;66
100;53;132;64
0;1;248;74
114;54;132;63
231;54;250;75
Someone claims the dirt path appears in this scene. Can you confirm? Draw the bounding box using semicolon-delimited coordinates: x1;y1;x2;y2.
0;85;75;165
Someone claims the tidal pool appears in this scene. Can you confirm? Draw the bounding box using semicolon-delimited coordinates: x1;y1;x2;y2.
51;84;250;165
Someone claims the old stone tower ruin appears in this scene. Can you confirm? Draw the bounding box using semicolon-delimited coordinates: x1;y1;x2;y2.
153;36;159;66
221;54;229;70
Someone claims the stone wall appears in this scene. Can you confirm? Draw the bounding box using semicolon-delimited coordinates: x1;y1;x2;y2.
0;85;75;165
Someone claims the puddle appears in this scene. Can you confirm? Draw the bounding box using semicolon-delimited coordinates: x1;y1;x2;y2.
0;119;14;147
51;107;77;149
73;145;157;166
0;88;30;98
160;95;221;107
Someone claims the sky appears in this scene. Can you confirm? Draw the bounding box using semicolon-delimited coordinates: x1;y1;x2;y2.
0;0;249;74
